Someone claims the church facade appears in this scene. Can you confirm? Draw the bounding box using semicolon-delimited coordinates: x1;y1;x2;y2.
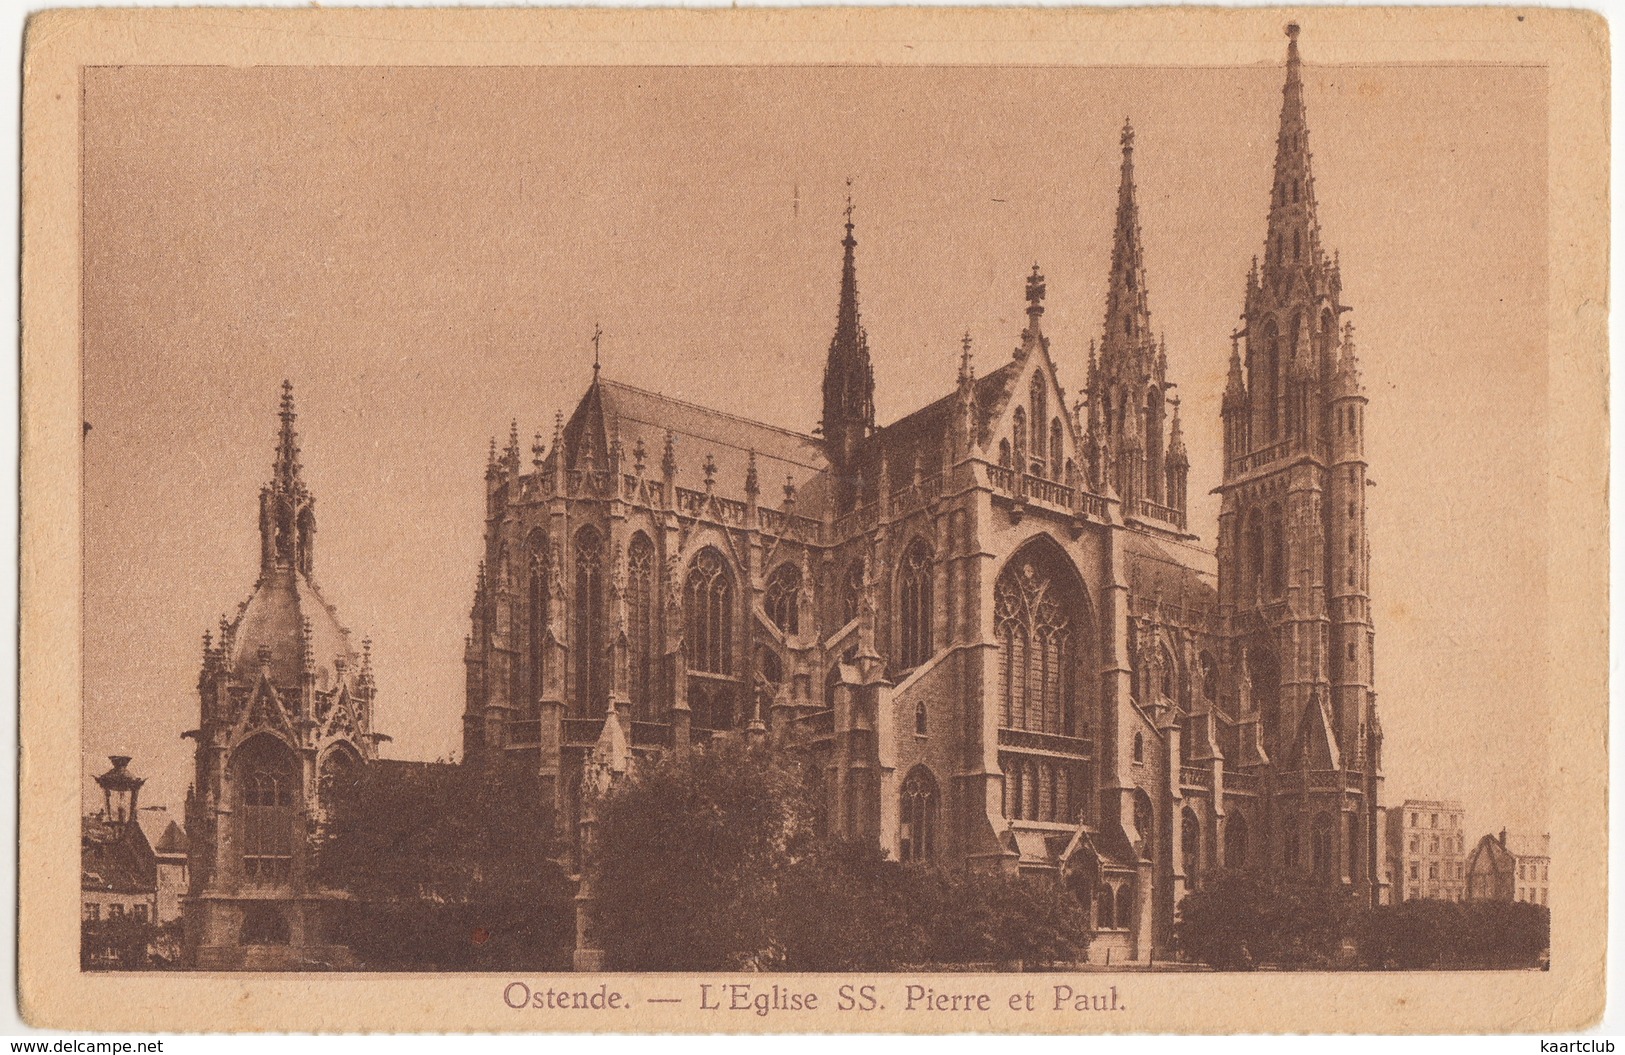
459;25;1386;966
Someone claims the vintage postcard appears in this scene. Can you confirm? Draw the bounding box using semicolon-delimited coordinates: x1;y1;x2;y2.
18;5;1608;1034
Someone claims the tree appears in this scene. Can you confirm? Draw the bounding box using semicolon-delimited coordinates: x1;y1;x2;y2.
1359;899;1549;969
589;739;819;970
1176;870;1361;969
589;740;1091;970
316;759;575;970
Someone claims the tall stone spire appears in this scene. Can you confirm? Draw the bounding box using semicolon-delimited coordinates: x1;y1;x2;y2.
820;189;876;509
1087;120;1180;522
261;381;315;576
272;380;304;496
1262;23;1325;286
1102;120;1152;358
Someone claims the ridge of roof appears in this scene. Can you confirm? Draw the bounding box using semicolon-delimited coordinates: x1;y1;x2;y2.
599;377;823;449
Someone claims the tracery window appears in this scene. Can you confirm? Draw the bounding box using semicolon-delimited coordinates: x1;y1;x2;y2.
898;541;934;670
317;744;359;818
235;736;297;883
899;767;938;863
1050;418;1064;480
685;549;736;729
765;562;802;636
573;527;606;717
626;535;657;720
685;550;733;676
995;551;1084;735
1012;407;1027;470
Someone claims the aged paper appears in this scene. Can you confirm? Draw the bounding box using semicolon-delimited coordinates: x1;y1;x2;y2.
19;6;1608;1033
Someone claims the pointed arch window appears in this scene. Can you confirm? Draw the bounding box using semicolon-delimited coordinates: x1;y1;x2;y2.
998;439;1012;469
898;541;934;670
1268;503;1285;598
573;527;606;717
1145;387;1165;501
1311;813;1335;880
1030;374;1048;468
1182;808;1202;890
1050;418;1064;480
685;549;734;677
995;548;1086;736
1261;321;1281;439
899;767;938;862
627;534;657;720
234;736;298;884
765;562;802;636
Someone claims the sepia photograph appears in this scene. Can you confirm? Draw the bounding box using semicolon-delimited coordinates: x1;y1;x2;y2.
19;5;1608;1034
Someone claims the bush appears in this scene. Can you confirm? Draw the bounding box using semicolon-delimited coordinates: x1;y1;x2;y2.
316;759;575;970
590;740;1090;970
1178;872;1551;970
1176;870;1361;969
1359;898;1549;969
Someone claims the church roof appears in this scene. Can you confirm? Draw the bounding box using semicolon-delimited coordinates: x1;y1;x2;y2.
1122;531;1217;616
834;360;1018;504
563;377;829;511
228;566;354;690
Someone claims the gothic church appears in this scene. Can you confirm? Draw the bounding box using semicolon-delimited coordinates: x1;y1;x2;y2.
182;25;1384;968
458;25;1384;964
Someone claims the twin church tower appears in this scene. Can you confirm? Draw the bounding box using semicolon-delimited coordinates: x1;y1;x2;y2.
183;25;1380;968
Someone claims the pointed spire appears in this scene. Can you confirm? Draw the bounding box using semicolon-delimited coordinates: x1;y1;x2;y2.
532;431;546;472
820;182;876;476
744;450;760;500
1102;119;1153;361
1165;395;1188;468
661;430;677;479
1264;22;1322;281
1224;331;1248;409
272;380;303;494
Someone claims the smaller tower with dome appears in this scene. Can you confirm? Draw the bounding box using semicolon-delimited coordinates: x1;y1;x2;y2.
184;382;382;969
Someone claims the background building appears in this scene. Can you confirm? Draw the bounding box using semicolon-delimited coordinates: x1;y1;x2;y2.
81;756;188;964
1385;798;1466;901
1466;829;1549;906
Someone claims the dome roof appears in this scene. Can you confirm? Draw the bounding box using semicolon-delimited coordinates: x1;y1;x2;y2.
229;566;354;689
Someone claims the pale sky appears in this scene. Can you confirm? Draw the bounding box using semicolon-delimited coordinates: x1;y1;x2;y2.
81;57;1549;841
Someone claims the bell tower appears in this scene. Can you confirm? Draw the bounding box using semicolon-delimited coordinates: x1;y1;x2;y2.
1215;24;1381;901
